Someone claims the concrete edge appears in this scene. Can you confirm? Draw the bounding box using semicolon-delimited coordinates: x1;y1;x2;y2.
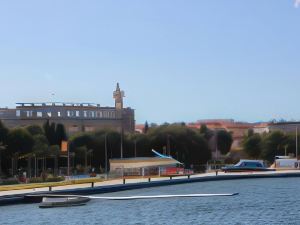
1;172;300;206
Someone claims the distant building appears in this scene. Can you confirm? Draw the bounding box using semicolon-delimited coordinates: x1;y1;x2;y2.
135;124;145;133
253;123;270;134
109;157;182;176
0;83;135;134
268;122;300;134
188;119;253;150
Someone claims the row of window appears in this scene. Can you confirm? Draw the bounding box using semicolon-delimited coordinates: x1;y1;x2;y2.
16;110;116;119
68;126;95;132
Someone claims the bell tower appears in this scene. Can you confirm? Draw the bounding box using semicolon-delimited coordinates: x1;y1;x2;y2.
113;83;125;110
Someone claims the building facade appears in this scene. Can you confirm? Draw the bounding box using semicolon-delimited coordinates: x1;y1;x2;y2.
0;83;135;134
188;119;253;150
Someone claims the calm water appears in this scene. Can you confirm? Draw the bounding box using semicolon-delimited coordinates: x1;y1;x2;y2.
1;178;300;225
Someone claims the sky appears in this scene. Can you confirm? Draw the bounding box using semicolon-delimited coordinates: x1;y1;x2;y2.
0;0;300;124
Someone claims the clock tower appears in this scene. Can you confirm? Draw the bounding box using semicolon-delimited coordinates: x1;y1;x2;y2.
113;83;125;110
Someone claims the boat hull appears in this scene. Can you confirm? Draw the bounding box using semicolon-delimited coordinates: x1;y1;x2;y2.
39;197;90;208
222;167;275;173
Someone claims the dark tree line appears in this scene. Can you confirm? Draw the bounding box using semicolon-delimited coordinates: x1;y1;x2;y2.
0;120;67;178
199;124;233;155
243;129;298;163
0;120;234;177
69;124;229;172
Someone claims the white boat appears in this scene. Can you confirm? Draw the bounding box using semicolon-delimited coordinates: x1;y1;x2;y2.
221;160;275;172
39;197;90;208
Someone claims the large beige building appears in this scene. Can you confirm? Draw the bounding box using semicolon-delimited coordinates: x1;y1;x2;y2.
0;83;135;134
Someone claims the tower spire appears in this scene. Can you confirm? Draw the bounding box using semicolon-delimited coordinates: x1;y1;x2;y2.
113;83;125;110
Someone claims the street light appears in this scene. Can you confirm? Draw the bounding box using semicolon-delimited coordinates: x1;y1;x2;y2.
85;149;93;174
0;142;7;176
105;134;108;179
134;139;137;158
167;134;171;156
296;126;298;159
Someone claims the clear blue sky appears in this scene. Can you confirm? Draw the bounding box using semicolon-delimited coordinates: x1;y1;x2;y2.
0;1;299;124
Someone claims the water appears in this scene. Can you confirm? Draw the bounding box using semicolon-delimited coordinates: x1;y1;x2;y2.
1;178;300;225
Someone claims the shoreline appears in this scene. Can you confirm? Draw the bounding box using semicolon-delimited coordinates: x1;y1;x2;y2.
1;170;300;206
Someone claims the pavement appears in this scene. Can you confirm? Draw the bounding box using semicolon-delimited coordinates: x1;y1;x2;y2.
1;170;300;197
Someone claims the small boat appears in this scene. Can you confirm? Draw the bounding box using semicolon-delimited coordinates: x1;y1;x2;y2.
39;197;90;208
221;160;275;173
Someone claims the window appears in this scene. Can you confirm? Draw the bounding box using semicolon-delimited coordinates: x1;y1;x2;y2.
16;110;21;117
111;111;115;118
84;111;87;117
85;126;95;132
76;111;80;117
58;112;61;117
69;126;79;132
26;111;33;117
37;112;43;117
47;112;52;117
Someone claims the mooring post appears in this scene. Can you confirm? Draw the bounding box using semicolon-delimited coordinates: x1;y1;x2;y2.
170;176;172;180
49;186;52;191
123;178;125;184
91;182;94;188
188;175;190;179
148;177;151;182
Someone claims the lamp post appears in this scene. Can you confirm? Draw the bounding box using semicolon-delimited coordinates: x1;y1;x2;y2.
284;145;288;156
105;134;108;179
296;126;298;159
67;144;70;177
134;139;137;158
167;134;171;156
0;143;6;176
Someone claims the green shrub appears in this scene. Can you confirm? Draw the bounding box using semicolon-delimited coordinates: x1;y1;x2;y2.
29;176;65;183
46;176;65;182
29;177;43;183
1;178;19;185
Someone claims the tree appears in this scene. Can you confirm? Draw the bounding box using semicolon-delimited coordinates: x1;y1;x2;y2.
31;134;49;177
199;124;213;140
26;125;44;136
48;145;60;176
144;121;149;134
247;129;254;137
43;120;57;145
243;134;262;159
55;123;67;145
0;120;8;175
216;130;233;155
0;120;8;144
261;131;287;162
147;124;211;168
7;128;34;175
